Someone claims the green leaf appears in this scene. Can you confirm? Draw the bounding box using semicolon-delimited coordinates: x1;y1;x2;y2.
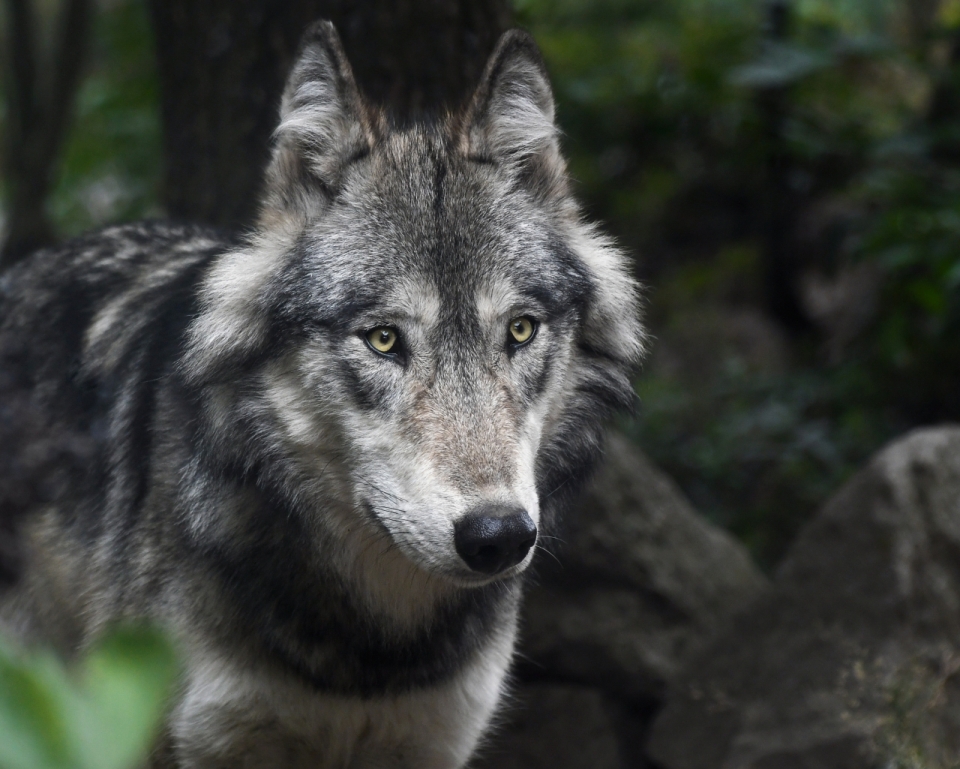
72;628;177;769
0;628;177;769
0;641;77;769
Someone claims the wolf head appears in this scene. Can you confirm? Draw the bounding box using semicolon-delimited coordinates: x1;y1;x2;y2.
183;22;644;594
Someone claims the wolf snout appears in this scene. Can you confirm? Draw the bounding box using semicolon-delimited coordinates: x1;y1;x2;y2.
454;505;537;576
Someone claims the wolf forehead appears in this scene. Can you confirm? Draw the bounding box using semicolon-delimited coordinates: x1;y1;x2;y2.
266;135;594;331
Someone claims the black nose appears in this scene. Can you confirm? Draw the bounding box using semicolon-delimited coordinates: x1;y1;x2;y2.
454;506;537;575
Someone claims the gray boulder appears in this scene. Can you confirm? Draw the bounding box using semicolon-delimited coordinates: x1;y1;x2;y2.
646;426;960;769
519;432;769;702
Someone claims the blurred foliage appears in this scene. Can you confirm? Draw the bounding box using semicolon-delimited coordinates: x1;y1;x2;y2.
51;0;162;234
0;626;177;769
516;0;761;261
628;359;894;562
515;0;920;266
854;150;960;420
0;0;162;238
616;243;898;562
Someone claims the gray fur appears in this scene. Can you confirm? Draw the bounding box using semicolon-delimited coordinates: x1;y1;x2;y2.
0;21;644;769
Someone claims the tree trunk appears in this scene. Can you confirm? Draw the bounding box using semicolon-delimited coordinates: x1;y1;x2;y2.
147;0;511;230
0;0;92;268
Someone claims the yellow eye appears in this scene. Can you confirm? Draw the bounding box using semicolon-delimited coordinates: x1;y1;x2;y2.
508;316;536;345
367;327;398;354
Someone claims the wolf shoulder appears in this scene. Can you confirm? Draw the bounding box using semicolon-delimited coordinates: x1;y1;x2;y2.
0;222;226;638
0;221;229;374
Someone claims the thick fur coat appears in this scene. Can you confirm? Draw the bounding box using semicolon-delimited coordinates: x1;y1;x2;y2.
0;22;644;768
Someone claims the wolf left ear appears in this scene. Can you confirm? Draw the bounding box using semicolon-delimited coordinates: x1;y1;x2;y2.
463;30;565;196
262;20;375;220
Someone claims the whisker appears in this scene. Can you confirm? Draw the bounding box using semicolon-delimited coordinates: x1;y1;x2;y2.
543;475;574;501
535;542;563;568
536;534;566;543
355;477;405;504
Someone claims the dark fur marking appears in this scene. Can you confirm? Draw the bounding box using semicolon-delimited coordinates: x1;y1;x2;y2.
336;357;382;413
527;358;552;401
2;223;227;543
106;252;221;603
187;477;515;697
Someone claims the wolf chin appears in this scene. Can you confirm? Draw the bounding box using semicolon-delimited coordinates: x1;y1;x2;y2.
0;21;643;769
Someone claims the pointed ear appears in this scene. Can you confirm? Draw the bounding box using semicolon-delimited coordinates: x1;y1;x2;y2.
262;20;374;219
462;30;565;195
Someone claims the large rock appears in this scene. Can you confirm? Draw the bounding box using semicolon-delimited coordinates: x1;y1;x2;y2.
518;432;768;702
647;426;960;769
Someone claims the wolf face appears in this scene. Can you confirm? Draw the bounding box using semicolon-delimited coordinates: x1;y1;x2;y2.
182;24;644;599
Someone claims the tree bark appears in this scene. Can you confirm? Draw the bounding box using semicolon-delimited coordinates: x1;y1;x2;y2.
1;0;92;268
147;0;511;230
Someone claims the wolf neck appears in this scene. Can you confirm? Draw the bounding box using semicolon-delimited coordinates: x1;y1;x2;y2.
196;475;520;698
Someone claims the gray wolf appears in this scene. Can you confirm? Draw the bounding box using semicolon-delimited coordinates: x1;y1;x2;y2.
0;21;644;768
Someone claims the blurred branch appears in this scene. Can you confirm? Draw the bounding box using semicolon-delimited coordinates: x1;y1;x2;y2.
0;0;92;269
756;0;815;337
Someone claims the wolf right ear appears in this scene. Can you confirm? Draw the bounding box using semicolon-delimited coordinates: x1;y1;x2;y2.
262;21;374;220
462;30;566;197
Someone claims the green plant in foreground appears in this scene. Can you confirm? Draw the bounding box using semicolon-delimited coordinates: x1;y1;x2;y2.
0;627;177;769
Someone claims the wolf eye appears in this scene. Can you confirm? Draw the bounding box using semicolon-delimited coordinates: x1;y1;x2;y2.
366;326;399;355
508;316;537;346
